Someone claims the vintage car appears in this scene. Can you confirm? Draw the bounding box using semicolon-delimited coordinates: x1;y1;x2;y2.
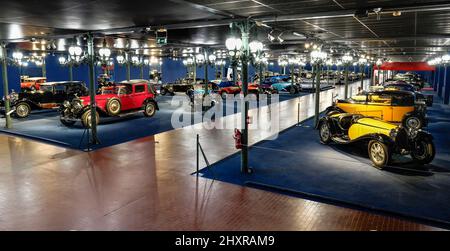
298;79;334;92
20;77;47;91
393;72;425;89
318;113;435;168
60;80;158;127
160;78;205;95
261;75;300;94
327;90;427;130
383;82;433;106
214;81;241;98
1;81;88;118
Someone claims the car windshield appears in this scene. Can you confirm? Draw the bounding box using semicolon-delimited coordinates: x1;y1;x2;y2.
101;88;115;94
40;85;53;92
114;85;132;95
350;95;366;103
368;94;392;104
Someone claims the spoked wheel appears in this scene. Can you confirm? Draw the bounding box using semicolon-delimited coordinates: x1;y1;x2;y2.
81;110;99;128
143;102;156;117
411;137;435;165
368;140;390;169
15;102;31;118
319;122;331;144
404;116;422;130
106;98;121;116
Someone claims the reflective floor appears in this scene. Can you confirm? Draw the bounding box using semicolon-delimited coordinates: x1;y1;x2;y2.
0;80;442;230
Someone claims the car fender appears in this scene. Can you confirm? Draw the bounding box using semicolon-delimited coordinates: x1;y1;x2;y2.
144;98;159;110
14;99;38;109
317;116;339;134
324;105;345;115
415;130;433;141
353;133;393;145
403;110;427;126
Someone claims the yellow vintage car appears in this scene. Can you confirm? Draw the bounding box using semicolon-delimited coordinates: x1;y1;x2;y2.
328;90;427;130
318;113;435;168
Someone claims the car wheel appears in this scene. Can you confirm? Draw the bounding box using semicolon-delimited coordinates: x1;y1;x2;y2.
404;116;422;130
289;86;297;95
60;118;76;127
411;137;435;165
160;88;167;96
106;98;121;116
15;102;31;118
319;122;332;145
368;140;390;169
143;102;156;117
81;110;99;128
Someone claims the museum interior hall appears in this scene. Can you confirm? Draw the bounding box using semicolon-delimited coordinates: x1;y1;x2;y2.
1;0;450;231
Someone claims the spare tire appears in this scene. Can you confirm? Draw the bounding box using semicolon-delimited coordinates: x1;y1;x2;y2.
106;98;121;116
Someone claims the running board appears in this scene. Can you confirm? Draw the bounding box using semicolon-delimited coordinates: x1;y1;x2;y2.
331;137;351;144
116;109;144;117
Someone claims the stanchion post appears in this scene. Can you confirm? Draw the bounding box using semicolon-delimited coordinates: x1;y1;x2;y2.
196;134;199;177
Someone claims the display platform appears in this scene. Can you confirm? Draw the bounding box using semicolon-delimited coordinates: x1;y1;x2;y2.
0;92;308;150
198;96;450;227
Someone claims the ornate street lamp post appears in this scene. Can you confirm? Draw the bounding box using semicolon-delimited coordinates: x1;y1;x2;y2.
1;43;12;128
225;20;262;174
376;59;382;85
310;49;328;127
358;57;368;89
341;54;354;99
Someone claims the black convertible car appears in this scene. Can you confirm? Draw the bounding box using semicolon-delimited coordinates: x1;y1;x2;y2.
1;81;88;118
160;78;205;95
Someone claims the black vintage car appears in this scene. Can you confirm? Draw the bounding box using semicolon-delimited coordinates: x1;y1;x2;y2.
160;78;205;96
1;81;88;118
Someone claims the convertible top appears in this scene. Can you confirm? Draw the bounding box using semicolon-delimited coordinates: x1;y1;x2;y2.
39;81;84;86
119;79;150;85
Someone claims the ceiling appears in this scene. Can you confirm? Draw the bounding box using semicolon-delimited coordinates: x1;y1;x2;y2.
1;0;450;61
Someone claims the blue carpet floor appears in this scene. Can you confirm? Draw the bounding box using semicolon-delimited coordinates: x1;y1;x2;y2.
0;92;307;150
198;97;450;227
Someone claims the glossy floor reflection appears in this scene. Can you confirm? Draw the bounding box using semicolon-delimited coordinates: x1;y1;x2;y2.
0;80;441;230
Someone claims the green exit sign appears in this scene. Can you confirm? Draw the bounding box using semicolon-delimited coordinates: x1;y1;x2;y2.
156;37;167;45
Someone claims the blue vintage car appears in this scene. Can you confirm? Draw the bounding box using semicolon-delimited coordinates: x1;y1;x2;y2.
262;75;300;94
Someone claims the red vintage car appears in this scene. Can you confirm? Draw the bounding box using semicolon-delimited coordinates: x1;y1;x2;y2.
60;80;158;127
21;77;46;91
214;81;241;98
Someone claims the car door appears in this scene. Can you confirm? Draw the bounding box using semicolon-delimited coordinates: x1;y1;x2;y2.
132;84;147;109
391;95;415;123
117;85;134;111
366;93;393;121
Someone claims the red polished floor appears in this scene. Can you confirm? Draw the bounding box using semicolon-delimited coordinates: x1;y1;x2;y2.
0;82;443;230
0;133;441;231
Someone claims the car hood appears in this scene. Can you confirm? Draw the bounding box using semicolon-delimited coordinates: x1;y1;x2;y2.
79;94;117;103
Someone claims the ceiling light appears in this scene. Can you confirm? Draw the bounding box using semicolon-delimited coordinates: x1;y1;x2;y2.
225;37;242;51
393;11;402;17
249;41;263;53
58;56;67;65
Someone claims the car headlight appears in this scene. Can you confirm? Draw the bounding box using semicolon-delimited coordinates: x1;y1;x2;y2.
389;128;398;140
72;99;83;111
